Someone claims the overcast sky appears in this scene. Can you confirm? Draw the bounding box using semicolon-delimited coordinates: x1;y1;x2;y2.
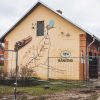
0;0;100;39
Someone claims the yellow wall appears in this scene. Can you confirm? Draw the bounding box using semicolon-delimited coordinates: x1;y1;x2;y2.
5;4;86;80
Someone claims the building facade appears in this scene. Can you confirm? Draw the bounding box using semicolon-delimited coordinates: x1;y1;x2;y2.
1;1;100;80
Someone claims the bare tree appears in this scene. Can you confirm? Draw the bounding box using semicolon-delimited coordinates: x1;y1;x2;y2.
20;66;35;79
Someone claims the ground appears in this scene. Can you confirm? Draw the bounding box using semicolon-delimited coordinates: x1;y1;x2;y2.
0;81;100;100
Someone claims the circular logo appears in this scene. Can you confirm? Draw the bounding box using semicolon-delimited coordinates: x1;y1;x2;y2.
61;50;71;57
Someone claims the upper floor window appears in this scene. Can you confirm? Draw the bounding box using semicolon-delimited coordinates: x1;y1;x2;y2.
37;21;44;36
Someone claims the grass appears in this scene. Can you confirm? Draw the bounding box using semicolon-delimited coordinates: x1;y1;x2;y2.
0;80;92;97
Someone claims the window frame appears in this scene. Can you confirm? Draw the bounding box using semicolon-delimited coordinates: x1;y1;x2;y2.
37;21;44;36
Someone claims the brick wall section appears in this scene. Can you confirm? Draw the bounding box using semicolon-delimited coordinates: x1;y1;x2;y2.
0;48;4;68
4;40;8;75
80;34;86;80
0;50;3;55
89;44;98;55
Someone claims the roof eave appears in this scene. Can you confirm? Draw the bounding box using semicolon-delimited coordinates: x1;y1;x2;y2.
0;1;41;42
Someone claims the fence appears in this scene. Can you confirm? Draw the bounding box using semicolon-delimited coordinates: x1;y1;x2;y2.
48;57;84;80
0;50;17;78
1;49;100;81
0;54;100;99
0;50;18;100
47;56;100;81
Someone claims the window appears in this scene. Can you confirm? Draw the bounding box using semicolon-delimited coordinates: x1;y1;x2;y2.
37;21;44;36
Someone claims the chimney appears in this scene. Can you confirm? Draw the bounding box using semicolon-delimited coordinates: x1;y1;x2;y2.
56;10;62;14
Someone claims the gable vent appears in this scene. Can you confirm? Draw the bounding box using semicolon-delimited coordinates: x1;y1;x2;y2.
56;10;62;14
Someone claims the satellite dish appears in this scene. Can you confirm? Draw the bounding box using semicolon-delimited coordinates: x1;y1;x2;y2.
48;20;55;28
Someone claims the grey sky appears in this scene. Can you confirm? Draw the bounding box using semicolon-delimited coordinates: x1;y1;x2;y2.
0;0;100;39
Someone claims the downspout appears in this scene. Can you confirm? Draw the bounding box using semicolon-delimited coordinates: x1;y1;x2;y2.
86;36;95;80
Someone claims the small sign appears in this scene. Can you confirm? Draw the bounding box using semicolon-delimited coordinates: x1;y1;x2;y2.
58;58;73;62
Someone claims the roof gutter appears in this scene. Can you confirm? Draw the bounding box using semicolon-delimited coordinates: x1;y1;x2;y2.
86;36;95;80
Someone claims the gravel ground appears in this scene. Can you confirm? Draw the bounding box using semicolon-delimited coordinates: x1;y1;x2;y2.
1;88;100;100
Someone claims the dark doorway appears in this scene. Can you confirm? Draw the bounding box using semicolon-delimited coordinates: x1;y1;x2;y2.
89;52;98;79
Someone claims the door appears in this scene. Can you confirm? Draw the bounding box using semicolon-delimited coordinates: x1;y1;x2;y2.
89;52;98;79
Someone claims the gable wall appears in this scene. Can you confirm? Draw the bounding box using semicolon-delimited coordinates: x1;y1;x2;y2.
4;4;86;80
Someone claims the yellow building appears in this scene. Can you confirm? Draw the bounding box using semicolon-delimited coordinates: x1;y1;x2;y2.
1;1;100;80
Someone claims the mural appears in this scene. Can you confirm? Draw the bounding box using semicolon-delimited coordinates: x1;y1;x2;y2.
14;20;66;79
14;36;32;51
21;33;51;67
60;32;71;38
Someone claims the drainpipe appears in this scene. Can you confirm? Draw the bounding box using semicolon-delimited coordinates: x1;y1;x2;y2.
86;36;95;80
